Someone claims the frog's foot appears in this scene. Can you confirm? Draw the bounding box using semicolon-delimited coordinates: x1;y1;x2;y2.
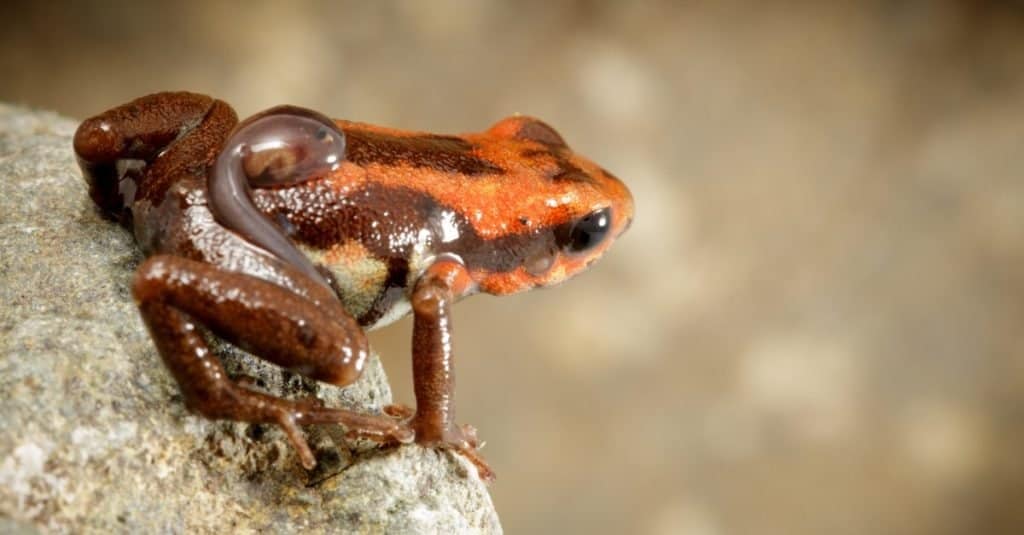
219;384;414;470
383;404;492;479
409;416;495;482
181;382;414;469
230;370;414;466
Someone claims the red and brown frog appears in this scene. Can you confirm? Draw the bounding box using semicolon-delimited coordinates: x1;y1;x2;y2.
73;92;634;480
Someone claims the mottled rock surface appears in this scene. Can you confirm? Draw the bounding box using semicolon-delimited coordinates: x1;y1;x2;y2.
0;105;501;534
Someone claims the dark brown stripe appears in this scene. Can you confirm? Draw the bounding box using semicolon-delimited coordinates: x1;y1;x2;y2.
344;130;505;176
519;148;548;159
550;160;595;184
516;144;597;185
515;119;568;148
252;182;565;277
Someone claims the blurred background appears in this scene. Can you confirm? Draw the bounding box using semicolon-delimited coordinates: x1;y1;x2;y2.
3;1;1023;533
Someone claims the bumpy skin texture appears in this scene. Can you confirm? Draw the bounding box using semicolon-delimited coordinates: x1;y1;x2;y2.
72;92;633;480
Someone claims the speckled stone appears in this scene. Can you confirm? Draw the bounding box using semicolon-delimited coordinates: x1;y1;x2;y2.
0;104;501;534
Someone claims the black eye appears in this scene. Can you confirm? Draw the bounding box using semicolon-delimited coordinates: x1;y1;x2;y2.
557;207;612;254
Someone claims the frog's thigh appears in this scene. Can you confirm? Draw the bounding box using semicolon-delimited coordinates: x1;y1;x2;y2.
133;255;367;386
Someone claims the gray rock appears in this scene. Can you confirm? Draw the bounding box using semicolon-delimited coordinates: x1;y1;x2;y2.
0;104;501;534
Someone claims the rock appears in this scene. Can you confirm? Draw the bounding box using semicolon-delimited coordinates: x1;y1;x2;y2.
0;104;501;534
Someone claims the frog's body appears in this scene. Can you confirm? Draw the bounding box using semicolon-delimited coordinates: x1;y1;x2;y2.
73;92;633;479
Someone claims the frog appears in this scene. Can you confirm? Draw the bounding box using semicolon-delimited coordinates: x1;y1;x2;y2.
72;91;634;481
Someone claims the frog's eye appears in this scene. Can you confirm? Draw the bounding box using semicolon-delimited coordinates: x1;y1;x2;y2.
556;206;612;255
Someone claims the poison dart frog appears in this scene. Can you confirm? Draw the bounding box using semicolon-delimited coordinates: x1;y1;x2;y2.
73;92;634;480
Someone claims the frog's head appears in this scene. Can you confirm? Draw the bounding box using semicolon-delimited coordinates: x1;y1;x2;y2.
463;116;634;295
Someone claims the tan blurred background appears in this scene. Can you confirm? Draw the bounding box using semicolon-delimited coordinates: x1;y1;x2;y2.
4;1;1024;533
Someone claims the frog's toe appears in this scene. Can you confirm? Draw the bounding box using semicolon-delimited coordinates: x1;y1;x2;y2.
458;423;481;449
409;419;494;482
343;419;414;444
383;403;415;419
452;441;495;483
439;434;494;483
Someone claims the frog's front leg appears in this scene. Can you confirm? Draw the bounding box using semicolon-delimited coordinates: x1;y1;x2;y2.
132;255;413;469
401;256;494;481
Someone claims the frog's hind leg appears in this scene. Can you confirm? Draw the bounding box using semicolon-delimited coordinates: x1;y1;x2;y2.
73;92;237;224
132;254;413;469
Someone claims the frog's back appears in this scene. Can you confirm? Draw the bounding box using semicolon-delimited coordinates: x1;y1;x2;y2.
245;115;632;328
